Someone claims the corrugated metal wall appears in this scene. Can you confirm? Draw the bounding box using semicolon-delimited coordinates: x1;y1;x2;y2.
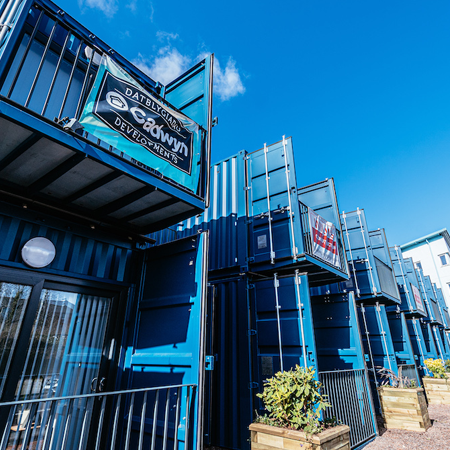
0;205;137;283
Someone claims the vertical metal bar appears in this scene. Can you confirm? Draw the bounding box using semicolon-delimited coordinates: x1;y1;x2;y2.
24;20;58;107
412;318;428;374
138;391;147;450
124;392;135;450
59;398;74;450
74;48;94;119
7;9;44;98
41;29;71;115
360;304;378;385
294;270;307;369
263;142;275;264
94;395;107;450
162;388;170;450
110;394;121;450
375;302;393;372
173;387;181;450
40;400;57;450
282;135;297;260
395;246;413;311
150;390;159;450
356;208;377;296
341;212;361;296
0;0;24;45
19;402;37;450
184;386;191;450
417;269;434;320
433;325;444;361
77;397;93;450
57;38;83;120
273;274;283;372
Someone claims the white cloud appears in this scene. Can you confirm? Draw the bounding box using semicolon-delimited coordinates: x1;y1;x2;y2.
149;3;154;22
156;31;179;42
126;0;137;13
133;41;245;101
211;56;246;101
78;0;118;17
133;48;191;85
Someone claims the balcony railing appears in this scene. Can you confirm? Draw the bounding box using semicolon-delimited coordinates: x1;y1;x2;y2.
299;200;347;271
0;383;197;450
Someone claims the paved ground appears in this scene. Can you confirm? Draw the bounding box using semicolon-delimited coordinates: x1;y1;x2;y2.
364;404;450;449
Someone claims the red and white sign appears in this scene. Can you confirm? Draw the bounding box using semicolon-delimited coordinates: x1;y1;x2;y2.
411;283;425;314
308;208;341;268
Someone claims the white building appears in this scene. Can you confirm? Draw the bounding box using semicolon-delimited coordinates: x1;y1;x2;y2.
401;229;450;308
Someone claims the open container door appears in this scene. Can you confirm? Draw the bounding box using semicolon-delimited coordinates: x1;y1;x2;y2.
126;233;208;450
165;55;214;202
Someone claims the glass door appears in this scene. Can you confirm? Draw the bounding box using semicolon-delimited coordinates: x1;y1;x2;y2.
0;276;119;450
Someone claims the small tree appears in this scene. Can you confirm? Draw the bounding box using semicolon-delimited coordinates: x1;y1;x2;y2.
256;365;330;435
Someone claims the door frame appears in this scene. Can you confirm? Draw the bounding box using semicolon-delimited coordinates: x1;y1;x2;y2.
0;265;130;403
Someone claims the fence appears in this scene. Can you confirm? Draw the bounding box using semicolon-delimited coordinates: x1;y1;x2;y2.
319;369;377;449
0;383;196;450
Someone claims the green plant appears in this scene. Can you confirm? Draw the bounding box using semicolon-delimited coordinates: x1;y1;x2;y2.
377;366;416;388
424;358;448;379
256;365;330;435
444;359;450;372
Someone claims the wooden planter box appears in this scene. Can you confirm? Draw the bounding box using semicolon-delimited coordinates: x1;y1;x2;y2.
423;377;450;405
249;423;350;450
378;387;430;432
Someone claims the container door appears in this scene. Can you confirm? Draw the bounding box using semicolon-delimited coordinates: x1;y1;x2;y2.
165;56;214;202
246;138;300;268
251;272;317;399
0;272;121;450
128;233;208;450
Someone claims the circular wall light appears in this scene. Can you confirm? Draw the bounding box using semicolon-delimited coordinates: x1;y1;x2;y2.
21;237;56;268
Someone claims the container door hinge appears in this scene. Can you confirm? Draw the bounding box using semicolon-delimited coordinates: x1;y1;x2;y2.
246;257;255;263
205;355;214;371
248;382;259;389
248;329;257;336
248;284;255;290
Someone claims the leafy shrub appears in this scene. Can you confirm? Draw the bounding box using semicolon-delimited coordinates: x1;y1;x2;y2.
445;359;450;372
256;365;330;434
424;358;448;379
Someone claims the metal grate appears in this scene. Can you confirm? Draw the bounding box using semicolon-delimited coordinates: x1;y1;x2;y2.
319;369;377;449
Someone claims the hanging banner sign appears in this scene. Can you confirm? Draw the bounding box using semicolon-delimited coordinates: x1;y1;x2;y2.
308;208;341;269
79;56;200;192
411;283;425;314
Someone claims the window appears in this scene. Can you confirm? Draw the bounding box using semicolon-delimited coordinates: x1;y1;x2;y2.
439;253;450;266
415;261;422;270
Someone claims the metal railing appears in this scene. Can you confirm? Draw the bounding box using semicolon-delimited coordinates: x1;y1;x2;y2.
0;383;196;450
319;369;377;449
0;1;161;122
298;200;347;271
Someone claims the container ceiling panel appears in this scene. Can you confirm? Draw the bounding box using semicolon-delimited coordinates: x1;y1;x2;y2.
0;106;204;235
44;159;115;199
72;175;146;209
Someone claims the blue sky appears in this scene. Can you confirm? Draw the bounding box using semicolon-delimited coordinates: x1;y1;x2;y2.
58;0;450;246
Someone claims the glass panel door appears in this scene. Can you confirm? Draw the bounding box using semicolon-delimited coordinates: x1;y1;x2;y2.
0;283;32;397
2;287;112;450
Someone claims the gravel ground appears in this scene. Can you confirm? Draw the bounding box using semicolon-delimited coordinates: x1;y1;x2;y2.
364;404;450;449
